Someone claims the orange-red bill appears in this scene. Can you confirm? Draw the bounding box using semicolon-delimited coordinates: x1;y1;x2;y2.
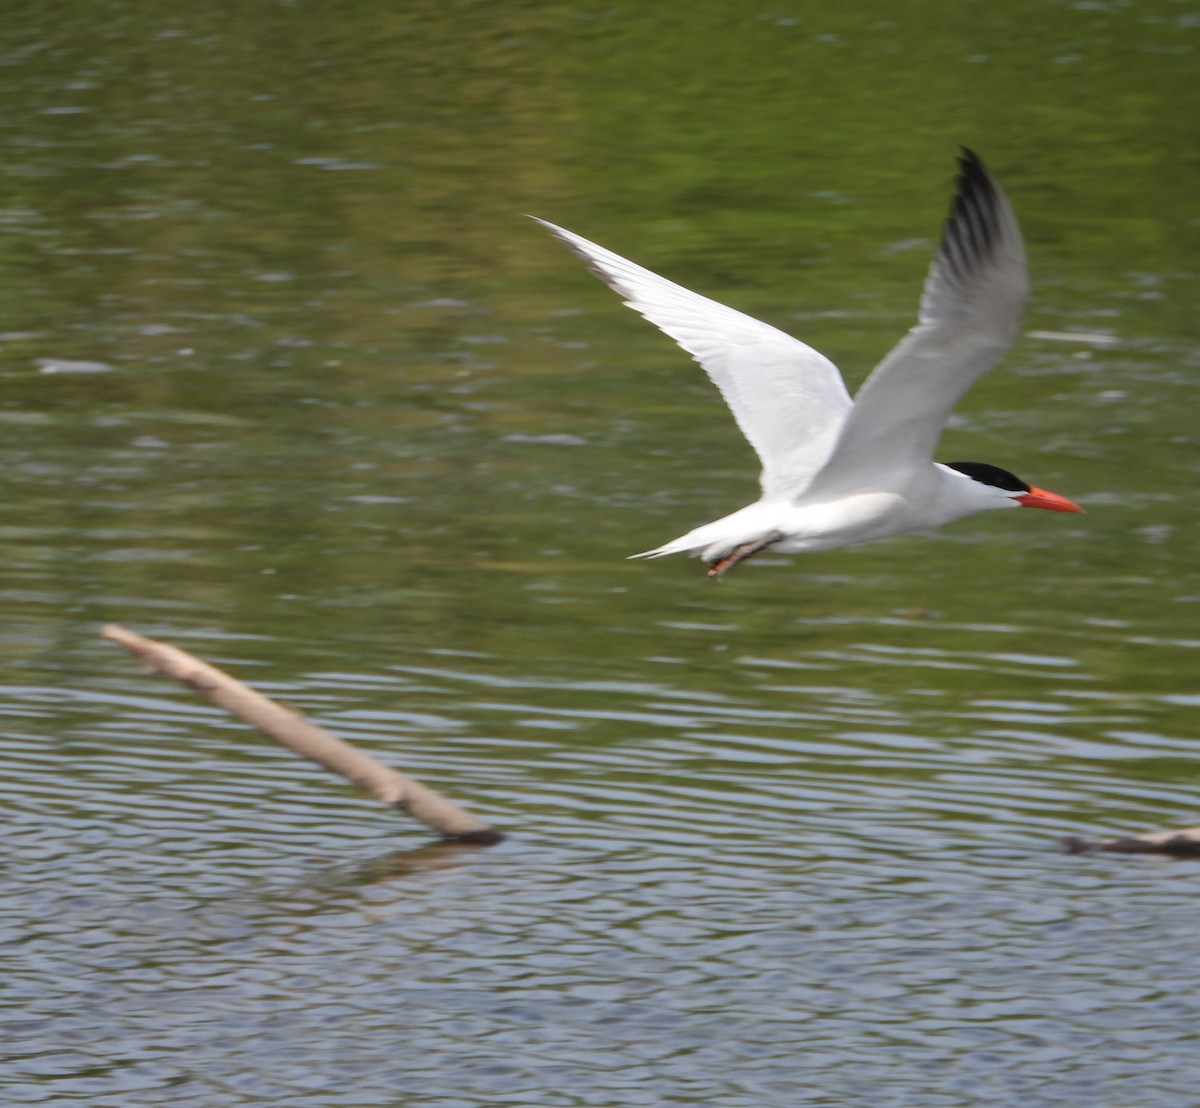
1016;487;1084;513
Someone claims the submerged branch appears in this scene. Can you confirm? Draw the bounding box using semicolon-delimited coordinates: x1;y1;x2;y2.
102;624;503;846
1062;826;1200;858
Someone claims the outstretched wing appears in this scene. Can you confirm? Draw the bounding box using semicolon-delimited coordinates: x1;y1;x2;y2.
805;149;1030;497
533;217;853;499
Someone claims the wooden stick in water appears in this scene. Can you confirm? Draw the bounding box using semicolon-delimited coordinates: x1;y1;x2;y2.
1062;826;1200;857
102;624;504;846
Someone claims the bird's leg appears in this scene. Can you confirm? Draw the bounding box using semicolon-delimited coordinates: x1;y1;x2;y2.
705;532;785;580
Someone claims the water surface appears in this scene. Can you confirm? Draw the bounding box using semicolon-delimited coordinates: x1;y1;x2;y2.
1;2;1199;1105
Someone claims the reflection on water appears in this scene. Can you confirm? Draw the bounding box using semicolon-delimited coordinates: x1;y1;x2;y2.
2;0;1199;1105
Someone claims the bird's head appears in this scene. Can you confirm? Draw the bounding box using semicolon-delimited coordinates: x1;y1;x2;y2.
942;461;1083;514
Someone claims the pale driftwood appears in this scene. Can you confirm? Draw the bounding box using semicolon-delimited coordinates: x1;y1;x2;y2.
1063;826;1200;858
102;624;503;845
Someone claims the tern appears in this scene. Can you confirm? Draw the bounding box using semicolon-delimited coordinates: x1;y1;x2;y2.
535;149;1082;579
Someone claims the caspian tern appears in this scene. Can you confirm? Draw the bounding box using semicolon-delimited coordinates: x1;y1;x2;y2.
534;149;1082;579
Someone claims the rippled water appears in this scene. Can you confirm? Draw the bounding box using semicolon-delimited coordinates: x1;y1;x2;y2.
2;1;1199;1105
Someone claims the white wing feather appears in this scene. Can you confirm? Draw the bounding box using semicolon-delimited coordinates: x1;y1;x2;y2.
806;150;1029;497
532;218;852;499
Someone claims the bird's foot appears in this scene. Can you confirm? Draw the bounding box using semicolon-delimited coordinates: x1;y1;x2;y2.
705;532;785;580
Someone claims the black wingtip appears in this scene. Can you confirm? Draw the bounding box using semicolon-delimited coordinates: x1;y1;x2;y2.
954;148;993;201
939;148;1008;281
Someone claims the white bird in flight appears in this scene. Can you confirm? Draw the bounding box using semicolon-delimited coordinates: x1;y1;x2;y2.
534;149;1082;579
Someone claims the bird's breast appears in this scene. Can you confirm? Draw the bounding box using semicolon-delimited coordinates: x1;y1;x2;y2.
769;491;921;553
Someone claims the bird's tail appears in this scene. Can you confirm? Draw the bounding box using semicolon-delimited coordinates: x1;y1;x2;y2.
628;517;752;562
627;541;693;561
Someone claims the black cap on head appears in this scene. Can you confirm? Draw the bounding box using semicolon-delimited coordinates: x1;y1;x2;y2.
945;461;1030;494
